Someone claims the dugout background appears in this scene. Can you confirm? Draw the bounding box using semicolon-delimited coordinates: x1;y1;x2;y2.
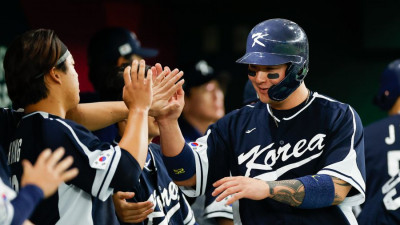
1;0;400;126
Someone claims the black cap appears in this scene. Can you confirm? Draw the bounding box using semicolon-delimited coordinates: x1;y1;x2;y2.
373;59;400;111
182;59;217;94
87;27;158;66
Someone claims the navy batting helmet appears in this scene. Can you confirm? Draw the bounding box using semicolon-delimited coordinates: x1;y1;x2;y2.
373;59;400;111
236;18;309;101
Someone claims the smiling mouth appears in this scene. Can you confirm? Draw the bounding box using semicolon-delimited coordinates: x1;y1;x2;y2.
258;87;268;93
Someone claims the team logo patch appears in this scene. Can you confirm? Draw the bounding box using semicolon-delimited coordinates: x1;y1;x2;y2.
99;156;107;162
92;150;114;170
119;43;132;56
190;142;204;151
311;175;320;181
173;168;185;175
190;142;199;150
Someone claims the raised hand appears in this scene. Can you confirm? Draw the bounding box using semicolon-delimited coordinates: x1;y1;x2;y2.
123;60;153;111
21;147;79;198
112;191;154;223
149;63;185;117
155;85;185;123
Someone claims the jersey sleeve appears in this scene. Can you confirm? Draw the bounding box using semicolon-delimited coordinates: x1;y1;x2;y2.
0;178;42;225
45;119;141;201
318;105;366;207
10;185;43;225
203;192;233;220
179;121;231;198
0;179;16;225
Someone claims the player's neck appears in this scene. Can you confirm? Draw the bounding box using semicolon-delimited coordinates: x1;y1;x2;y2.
24;96;68;118
269;83;309;110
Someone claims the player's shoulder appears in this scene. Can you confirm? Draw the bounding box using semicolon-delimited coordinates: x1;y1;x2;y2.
365;114;400;132
311;92;361;119
22;111;89;136
0;108;23;121
23;111;75;125
312;92;352;111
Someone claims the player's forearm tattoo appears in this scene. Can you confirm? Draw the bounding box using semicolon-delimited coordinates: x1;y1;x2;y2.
331;177;351;205
267;180;305;207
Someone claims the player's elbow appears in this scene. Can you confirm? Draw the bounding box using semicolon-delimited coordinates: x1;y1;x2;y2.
332;176;353;205
332;188;351;205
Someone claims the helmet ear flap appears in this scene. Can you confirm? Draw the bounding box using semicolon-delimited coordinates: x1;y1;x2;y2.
296;60;309;81
268;59;309;101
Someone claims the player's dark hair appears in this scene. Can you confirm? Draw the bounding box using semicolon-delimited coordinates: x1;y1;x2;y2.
4;29;67;108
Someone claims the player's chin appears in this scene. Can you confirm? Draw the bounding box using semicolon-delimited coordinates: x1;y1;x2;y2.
258;95;271;104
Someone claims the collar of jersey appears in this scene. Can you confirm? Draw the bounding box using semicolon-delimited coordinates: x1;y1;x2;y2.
22;111;52;119
267;91;315;121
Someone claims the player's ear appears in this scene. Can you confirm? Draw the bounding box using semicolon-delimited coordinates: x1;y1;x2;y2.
46;67;62;84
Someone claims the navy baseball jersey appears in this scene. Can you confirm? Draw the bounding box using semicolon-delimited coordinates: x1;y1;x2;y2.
7;111;142;225
179;91;366;225
0;108;23;187
178;117;203;143
357;114;400;224
114;140;196;225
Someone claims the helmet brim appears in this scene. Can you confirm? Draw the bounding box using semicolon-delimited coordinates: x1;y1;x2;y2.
236;52;302;66
134;47;159;58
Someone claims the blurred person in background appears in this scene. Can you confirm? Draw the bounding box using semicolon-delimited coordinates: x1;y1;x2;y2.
357;59;400;224
83;27;158;143
178;59;233;225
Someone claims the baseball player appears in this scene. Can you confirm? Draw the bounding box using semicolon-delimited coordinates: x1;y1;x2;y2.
100;64;196;224
357;59;400;224
156;18;365;225
0;102;137;225
3;29;153;224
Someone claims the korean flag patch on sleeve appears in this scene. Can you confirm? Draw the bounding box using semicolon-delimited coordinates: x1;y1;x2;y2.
91;149;114;170
190;142;205;151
